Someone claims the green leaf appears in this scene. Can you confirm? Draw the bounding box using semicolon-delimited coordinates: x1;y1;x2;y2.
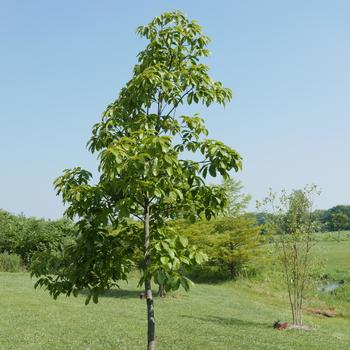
85;294;91;306
202;167;208;178
165;167;173;176
160;256;169;265
168;191;177;202
174;189;184;200
155;272;165;285
187;93;193;104
195;252;205;264
179;236;188;247
209;165;216;177
165;246;175;259
154;188;162;198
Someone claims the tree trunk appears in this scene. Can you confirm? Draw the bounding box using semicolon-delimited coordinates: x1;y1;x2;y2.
229;262;235;280
158;284;166;297
145;279;155;350
144;203;155;350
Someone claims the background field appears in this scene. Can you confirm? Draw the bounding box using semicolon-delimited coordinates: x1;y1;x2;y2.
1;235;349;350
314;239;350;279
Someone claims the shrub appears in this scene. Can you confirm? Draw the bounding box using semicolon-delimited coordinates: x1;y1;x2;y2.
0;210;76;267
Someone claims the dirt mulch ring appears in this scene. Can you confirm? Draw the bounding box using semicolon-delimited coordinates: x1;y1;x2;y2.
287;324;313;331
274;321;314;331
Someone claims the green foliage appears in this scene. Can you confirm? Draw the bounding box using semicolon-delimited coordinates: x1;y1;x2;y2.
140;232;207;293
329;212;349;242
0;253;22;272
258;205;350;234
174;179;264;281
32;10;242;310
328;206;350;228
211;214;264;278
178;214;263;281
33;13;244;348
221;178;251;217
0;209;75;267
310;209;327;230
258;185;321;325
0;210;18;255
313;205;350;231
330;211;349;231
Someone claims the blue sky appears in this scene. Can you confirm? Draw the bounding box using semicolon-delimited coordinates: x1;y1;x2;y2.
1;0;349;218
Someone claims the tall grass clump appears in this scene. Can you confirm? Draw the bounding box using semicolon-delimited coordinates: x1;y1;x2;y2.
0;252;22;272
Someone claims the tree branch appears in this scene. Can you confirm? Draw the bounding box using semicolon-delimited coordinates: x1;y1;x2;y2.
165;87;194;117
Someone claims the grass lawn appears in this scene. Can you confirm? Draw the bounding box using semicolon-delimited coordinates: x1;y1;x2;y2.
1;233;349;349
314;240;350;280
1;270;349;350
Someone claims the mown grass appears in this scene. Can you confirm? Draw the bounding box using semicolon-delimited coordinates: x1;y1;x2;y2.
0;232;349;350
313;238;350;311
314;240;350;280
1;275;349;349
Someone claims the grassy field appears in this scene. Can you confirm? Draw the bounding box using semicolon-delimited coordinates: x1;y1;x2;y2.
314;240;350;280
0;237;349;350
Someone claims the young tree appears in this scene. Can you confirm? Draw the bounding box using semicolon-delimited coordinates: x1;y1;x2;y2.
209;213;262;279
258;185;320;326
209;179;260;279
330;212;348;242
222;178;252;217
32;11;241;350
177;179;262;280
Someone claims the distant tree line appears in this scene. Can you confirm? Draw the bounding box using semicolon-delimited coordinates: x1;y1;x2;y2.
312;205;350;231
1;200;348;275
0;210;75;267
256;205;350;232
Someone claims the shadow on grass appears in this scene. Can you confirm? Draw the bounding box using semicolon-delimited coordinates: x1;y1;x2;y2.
181;315;270;328
79;288;142;299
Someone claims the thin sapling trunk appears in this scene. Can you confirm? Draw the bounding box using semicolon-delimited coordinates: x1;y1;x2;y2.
144;202;155;350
